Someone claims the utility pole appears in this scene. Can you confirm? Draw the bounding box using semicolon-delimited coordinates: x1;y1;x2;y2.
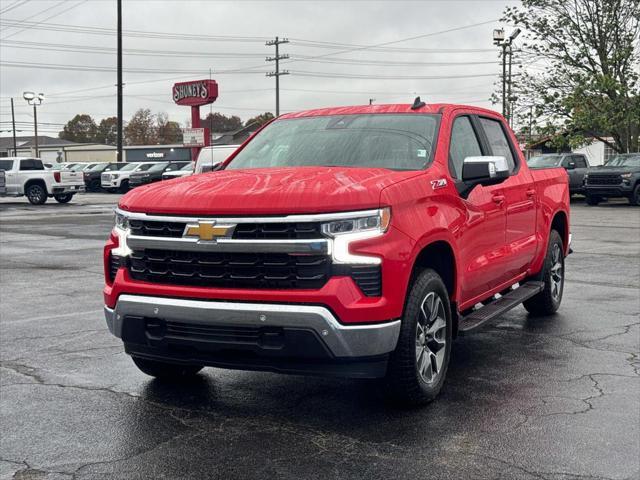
266;36;289;116
117;0;123;162
501;43;507;118
507;44;513;125
369;98;375;105
10;98;17;155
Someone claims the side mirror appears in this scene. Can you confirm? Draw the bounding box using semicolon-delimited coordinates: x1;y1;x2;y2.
459;156;510;197
566;162;576;170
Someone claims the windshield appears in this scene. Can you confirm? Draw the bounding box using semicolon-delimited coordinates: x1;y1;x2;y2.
119;163;140;171
227;114;440;171
180;163;193;171
147;162;169;172
136;163;155;172
605;155;640;167
70;164;89;171
88;163;108;172
0;160;14;170
528;155;562;168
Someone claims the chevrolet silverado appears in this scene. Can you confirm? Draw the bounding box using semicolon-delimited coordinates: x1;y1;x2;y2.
104;102;570;405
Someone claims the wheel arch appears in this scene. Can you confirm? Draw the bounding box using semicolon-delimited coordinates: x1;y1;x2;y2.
24;178;48;194
408;239;458;335
550;210;569;253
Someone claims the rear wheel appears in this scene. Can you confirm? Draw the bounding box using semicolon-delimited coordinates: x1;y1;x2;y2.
629;185;640;206
384;269;452;406
132;357;203;380
585;194;601;205
54;193;73;203
524;230;565;315
26;183;47;205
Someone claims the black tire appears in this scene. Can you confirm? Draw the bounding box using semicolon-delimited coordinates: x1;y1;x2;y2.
88;179;101;192
54;193;73;203
523;230;565;316
629;184;640;206
585;194;601;206
384;269;452;406
25;183;47;205
118;179;129;193
131;356;203;380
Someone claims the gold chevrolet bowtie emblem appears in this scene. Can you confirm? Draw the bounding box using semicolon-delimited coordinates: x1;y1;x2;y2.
184;221;232;241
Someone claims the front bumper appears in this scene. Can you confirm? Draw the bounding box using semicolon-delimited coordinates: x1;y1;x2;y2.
584;185;633;197
105;294;400;378
52;185;84;194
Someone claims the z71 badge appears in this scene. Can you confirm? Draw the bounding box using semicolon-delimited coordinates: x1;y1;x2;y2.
430;179;448;190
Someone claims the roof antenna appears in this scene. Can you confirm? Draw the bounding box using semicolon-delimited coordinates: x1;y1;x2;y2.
411;96;426;110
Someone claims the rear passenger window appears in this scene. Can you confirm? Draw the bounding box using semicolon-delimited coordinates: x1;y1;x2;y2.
449;116;482;180
574;156;587;168
479;118;516;172
20;159;44;171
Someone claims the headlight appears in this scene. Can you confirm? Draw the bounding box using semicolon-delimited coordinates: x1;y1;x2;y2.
322;208;391;264
621;173;632;179
112;210;132;257
114;211;129;230
111;173;119;179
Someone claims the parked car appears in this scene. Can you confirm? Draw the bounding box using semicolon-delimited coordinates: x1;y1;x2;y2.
194;145;239;174
0;157;84;204
527;153;590;194
104;102;571;406
161;162;194;181
101;162;153;193
128;161;189;187
584;153;640;206
84;163;126;191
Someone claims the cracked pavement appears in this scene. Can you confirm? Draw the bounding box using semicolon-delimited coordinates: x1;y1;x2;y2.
1;194;639;480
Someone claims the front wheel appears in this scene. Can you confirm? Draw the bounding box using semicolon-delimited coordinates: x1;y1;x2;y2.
118;179;129;193
629;185;640;206
26;183;47;205
523;230;565;316
585;194;601;206
384;269;452;406
131;356;203;380
54;193;73;203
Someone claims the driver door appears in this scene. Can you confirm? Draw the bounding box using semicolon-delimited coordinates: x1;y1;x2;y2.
448;114;508;305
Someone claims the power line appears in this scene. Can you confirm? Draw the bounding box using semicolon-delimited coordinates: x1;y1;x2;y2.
289;70;498;80
1;1;88;41
0;0;31;15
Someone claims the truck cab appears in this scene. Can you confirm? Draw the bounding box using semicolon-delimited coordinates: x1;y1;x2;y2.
104;103;570;405
527;153;590;194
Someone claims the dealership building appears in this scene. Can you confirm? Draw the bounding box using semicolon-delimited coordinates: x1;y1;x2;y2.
0;136;193;163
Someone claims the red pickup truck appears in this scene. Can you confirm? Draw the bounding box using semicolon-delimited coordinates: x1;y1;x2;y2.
104;102;570;405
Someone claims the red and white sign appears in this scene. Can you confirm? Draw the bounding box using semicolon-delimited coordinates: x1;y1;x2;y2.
182;128;206;147
172;80;219;107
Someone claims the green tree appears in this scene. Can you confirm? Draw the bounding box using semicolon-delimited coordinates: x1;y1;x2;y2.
59;114;98;143
95;117;118;145
124;108;157;145
156;112;182;144
245;112;275;128
504;0;640;152
201;112;243;133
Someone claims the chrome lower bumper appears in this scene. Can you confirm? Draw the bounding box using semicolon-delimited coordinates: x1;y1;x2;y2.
104;295;400;358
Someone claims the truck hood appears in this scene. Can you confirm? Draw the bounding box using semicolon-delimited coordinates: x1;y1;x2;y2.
119;166;420;215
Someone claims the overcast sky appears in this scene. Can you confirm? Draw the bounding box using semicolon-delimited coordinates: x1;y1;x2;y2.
0;0;518;138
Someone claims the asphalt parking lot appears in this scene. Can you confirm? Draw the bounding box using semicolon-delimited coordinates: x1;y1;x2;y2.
1;193;638;480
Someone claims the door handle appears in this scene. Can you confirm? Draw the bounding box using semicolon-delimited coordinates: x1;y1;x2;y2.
492;194;505;204
526;189;536;197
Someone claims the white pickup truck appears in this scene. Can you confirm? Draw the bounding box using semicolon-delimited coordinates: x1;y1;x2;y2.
0;157;85;205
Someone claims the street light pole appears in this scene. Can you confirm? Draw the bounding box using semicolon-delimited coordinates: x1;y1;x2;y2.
10;98;17;155
117;0;123;161
493;28;520;122
23;92;44;158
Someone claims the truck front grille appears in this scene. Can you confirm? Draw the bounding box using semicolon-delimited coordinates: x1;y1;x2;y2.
128;249;330;290
587;174;622;185
127;219;323;240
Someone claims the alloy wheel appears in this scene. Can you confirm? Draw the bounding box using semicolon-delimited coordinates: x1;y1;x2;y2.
550;243;563;301
416;291;447;384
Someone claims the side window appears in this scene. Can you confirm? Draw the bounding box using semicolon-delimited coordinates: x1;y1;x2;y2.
448;116;482;180
561;156;572;167
478;118;516;172
32;160;44;170
574;156;587;168
20;160;35;170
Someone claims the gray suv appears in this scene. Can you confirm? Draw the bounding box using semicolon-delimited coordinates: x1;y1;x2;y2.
527;153;590;194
